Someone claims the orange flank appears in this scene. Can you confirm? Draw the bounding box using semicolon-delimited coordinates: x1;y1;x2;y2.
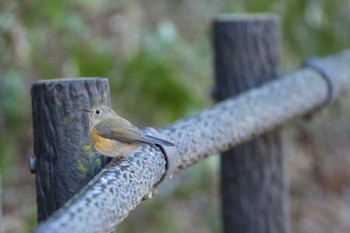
91;128;116;155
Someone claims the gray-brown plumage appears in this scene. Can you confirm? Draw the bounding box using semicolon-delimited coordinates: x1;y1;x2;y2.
84;105;173;158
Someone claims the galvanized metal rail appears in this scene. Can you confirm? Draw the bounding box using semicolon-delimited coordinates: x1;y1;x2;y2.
33;50;350;233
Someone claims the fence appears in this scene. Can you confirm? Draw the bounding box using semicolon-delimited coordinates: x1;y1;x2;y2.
31;14;350;233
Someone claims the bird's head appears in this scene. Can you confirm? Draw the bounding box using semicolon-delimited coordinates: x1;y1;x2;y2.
83;104;118;127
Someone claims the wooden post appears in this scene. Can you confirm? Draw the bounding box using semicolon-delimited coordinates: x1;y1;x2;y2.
31;78;111;221
212;15;289;233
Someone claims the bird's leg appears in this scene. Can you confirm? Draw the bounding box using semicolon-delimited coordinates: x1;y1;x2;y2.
107;156;123;166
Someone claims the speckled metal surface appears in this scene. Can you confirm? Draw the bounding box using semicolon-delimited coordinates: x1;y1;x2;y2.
32;50;350;233
34;146;166;233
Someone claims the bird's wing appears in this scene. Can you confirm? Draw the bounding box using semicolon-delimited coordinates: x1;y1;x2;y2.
95;123;153;145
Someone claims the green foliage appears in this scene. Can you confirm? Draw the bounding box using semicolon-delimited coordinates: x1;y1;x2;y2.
111;21;208;126
118;199;179;233
74;42;115;78
221;0;350;69
1;70;27;126
0;135;15;182
0;70;29;183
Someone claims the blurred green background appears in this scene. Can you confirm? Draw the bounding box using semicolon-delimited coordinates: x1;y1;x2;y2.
1;1;350;233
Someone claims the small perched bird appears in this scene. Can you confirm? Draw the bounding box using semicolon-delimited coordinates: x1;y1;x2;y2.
84;104;174;159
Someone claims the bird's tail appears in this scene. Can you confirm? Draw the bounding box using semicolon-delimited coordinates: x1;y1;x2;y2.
144;135;174;147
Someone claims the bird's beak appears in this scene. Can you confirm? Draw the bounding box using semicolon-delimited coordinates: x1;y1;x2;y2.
83;108;91;113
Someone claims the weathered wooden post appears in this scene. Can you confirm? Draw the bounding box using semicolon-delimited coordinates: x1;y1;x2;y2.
212;15;289;232
31;78;111;221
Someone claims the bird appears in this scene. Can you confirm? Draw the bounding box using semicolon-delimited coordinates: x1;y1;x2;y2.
84;104;174;159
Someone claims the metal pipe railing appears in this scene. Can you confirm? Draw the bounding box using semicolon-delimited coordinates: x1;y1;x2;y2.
33;49;350;233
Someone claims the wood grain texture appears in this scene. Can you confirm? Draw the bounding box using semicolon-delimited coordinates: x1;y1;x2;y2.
213;15;290;233
31;78;111;221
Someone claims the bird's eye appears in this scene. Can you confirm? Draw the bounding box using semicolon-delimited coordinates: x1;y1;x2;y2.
95;109;101;114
